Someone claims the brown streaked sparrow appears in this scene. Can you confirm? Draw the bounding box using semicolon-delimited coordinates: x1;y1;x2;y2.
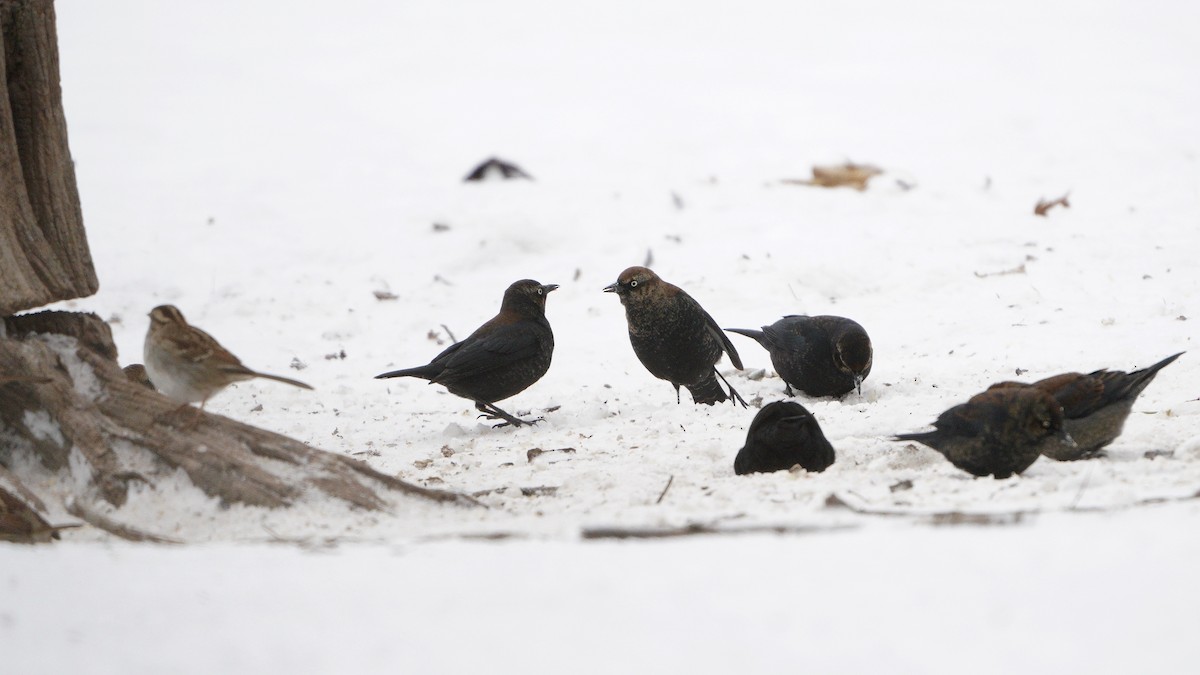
143;305;312;417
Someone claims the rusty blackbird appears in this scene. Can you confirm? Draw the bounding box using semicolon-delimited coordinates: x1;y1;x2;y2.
375;279;557;427
734;400;836;475
894;387;1070;478
604;266;746;406
727;315;872;397
988;352;1183;460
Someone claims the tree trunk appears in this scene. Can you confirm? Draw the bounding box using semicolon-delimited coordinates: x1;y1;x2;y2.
0;0;96;316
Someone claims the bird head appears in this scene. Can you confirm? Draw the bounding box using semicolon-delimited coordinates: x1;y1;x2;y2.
1026;388;1073;447
749;400;822;448
502;279;558;315
148;305;188;332
603;266;659;305
832;330;873;394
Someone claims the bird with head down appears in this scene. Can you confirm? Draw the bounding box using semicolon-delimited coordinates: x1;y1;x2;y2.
727;315;872;398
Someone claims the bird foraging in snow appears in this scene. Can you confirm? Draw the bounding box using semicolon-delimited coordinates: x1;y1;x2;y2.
894;387;1069;478
987;352;1183;460
734;400;836;475
726;315;872;397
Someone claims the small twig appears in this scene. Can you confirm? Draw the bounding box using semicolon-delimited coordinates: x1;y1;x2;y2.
1034;193;1070;216
580;522;855;540
825;493;1033;525
655;475;675;504
66;498;181;544
440;324;457;343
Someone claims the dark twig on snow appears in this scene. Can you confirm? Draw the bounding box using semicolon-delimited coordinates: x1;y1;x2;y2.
825;493;1033;526
580;522;854;540
656;475;675;504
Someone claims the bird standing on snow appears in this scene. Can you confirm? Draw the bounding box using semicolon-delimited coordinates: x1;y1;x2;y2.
726;315;872;397
604;266;746;406
375;279;557;427
988;352;1183;460
894;387;1070;478
734;400;836;475
143;305;313;421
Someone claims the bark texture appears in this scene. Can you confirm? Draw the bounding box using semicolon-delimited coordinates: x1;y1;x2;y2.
0;0;96;315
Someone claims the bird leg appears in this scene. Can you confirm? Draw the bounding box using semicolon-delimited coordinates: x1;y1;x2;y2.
785;383;795;397
714;369;748;408
673;384;681;404
474;401;539;428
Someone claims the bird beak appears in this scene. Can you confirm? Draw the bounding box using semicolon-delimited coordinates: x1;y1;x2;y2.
543;284;559;294
602;282;619;293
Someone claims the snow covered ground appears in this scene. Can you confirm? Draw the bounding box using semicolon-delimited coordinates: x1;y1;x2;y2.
4;0;1200;671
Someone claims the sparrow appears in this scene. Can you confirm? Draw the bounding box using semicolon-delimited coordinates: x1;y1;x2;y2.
143;305;312;419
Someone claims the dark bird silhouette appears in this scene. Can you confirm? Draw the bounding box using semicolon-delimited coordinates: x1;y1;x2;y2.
463;157;533;182
894;387;1070;478
988;352;1183;460
734;401;835;475
604;266;746;406
375;279;557;427
726;315;872;397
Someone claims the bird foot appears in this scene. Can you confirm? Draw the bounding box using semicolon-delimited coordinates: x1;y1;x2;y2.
481;415;544;429
474;402;540;428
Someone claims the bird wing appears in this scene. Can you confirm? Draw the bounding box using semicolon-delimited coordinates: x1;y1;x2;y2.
1035;372;1105;418
701;308;743;370
762;317;811;354
935;402;987;436
436;323;542;382
161;323;248;374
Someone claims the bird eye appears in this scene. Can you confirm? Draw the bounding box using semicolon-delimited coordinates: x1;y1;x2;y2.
537;288;544;295
630;280;638;288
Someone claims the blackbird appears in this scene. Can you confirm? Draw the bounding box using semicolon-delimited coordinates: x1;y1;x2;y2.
375;279;557;427
726;315;872;397
894;387;1070;478
603;266;746;406
734;400;835;475
988;352;1183;460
